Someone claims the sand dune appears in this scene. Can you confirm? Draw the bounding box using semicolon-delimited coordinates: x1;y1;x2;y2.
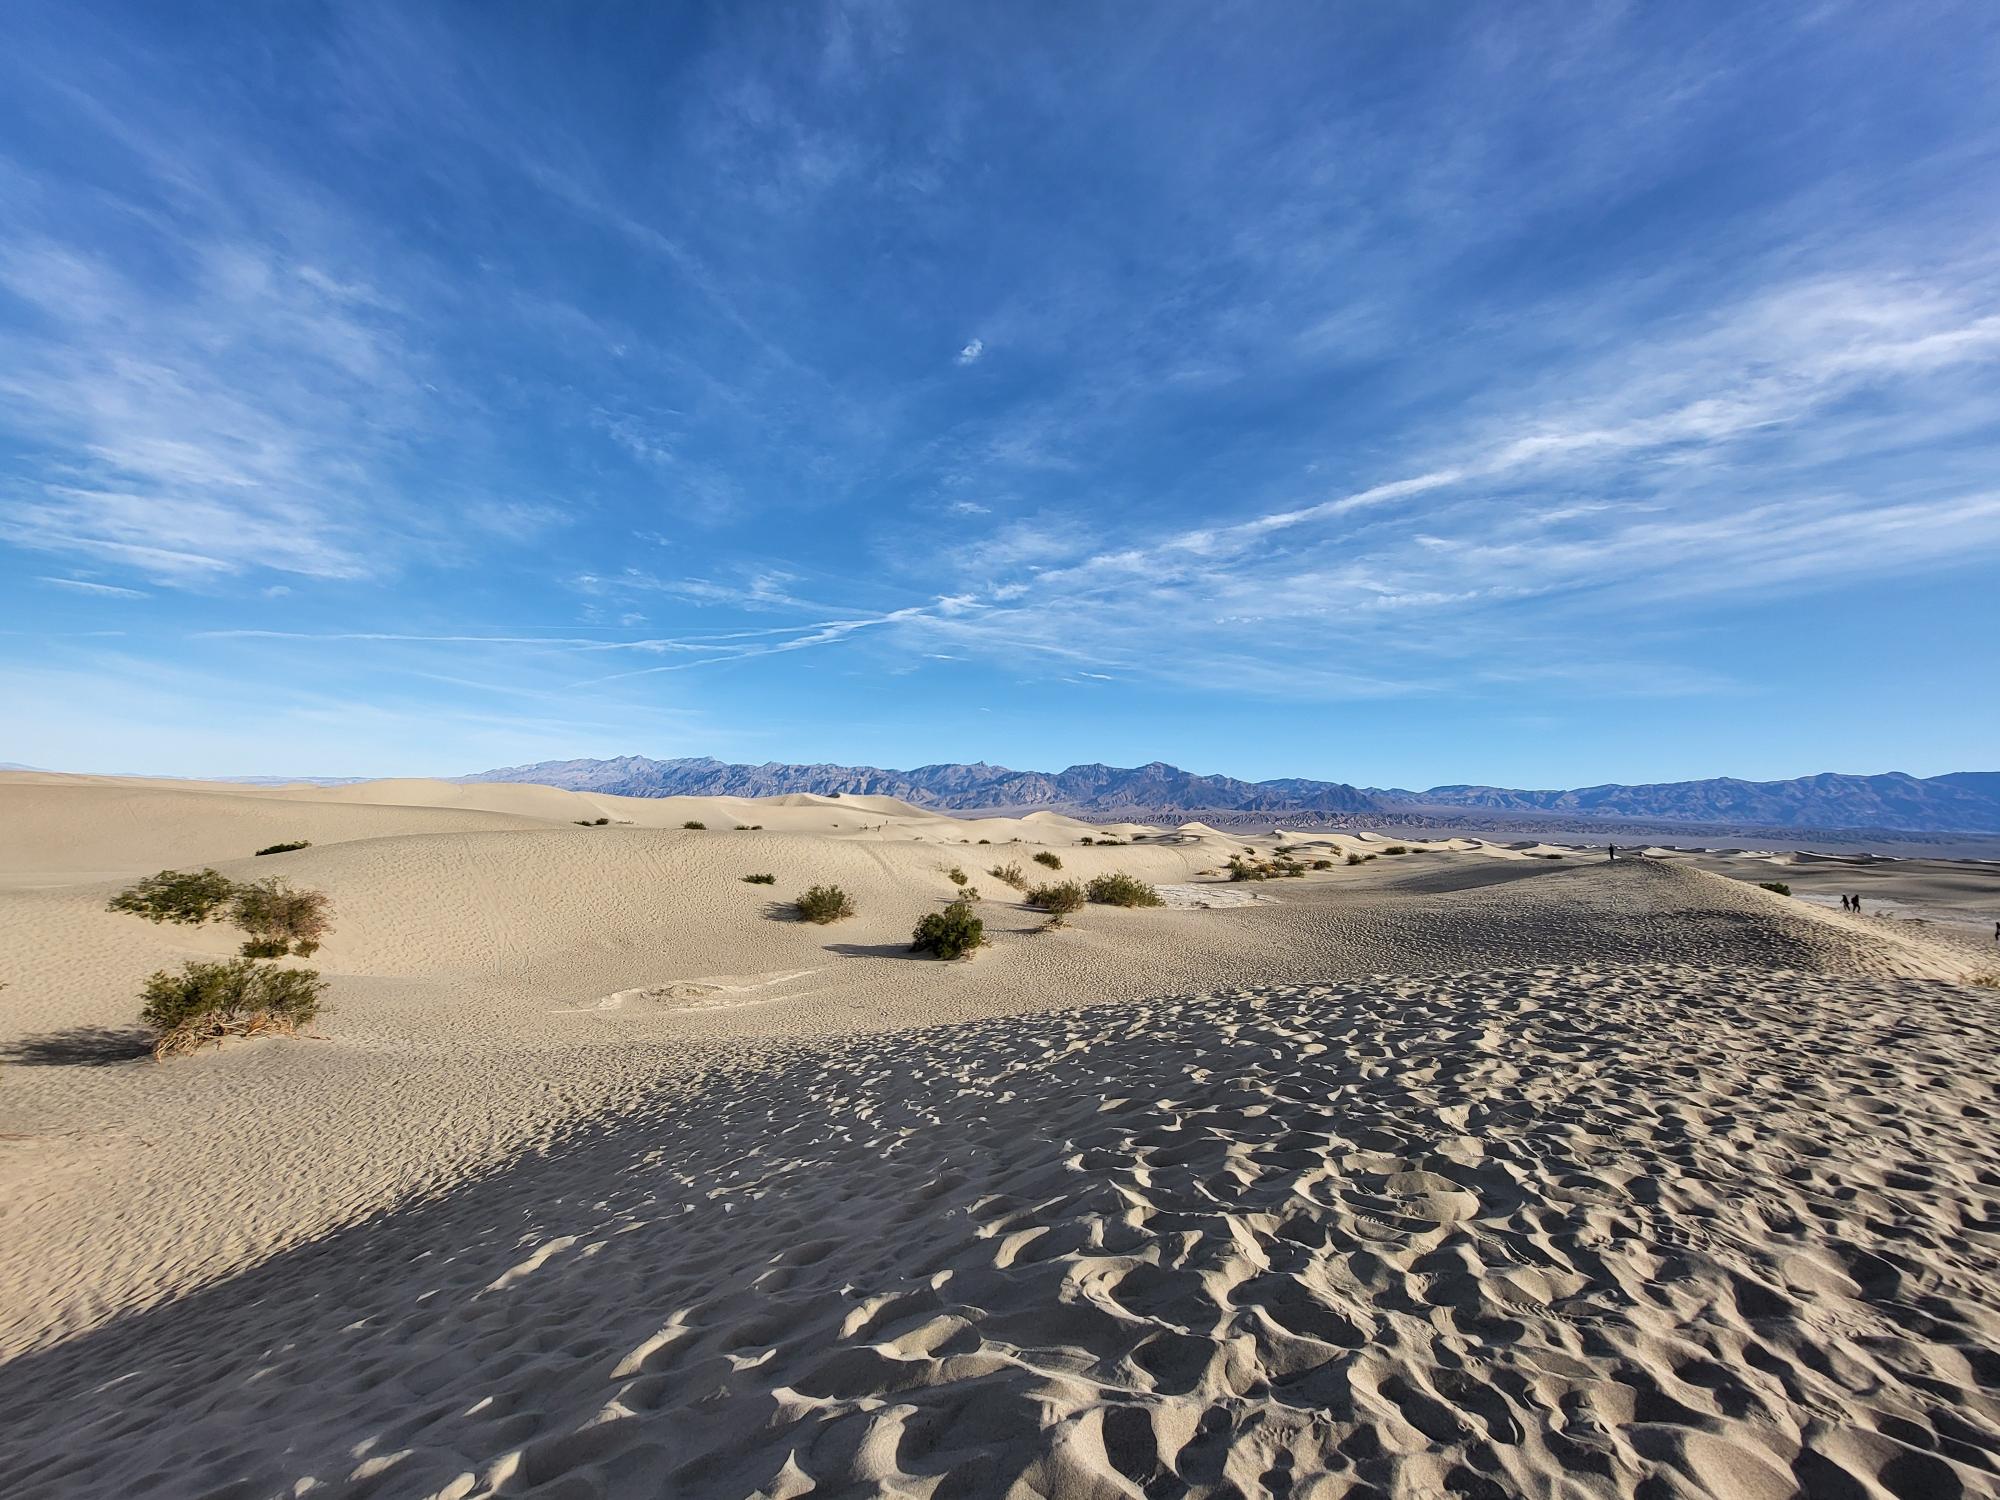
3;773;1997;1497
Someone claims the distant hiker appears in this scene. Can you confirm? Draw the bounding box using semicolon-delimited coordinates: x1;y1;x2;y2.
1607;844;1616;862
1851;894;1862;914
1841;894;1853;912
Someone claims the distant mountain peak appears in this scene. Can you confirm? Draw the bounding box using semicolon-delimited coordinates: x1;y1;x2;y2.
455;756;2000;833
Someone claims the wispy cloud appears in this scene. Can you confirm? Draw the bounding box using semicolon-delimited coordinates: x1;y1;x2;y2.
4;4;1998;779
38;576;148;598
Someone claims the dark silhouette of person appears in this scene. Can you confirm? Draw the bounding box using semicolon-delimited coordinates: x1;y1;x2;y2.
1841;894;1852;912
1851;894;1862;914
1607;843;1616;862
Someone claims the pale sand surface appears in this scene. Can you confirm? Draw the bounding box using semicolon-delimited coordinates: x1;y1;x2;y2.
2;773;1997;1497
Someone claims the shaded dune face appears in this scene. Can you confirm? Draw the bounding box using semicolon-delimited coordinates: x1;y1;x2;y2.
3;967;1996;1499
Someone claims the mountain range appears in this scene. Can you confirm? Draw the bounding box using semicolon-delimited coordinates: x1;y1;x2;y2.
459;757;2000;835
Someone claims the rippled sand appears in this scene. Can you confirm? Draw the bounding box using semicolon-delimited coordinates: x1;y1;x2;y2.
2;774;1996;1497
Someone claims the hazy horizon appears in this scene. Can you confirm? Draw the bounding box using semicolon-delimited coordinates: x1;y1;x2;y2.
5;4;1997;785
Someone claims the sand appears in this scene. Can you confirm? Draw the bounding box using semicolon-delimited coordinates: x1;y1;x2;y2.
2;772;1997;1497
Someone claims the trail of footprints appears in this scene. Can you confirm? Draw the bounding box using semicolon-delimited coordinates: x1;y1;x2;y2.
5;964;1999;1498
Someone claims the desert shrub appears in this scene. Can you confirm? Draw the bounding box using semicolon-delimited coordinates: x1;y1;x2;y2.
1080;837;1094;845
1086;872;1163;908
573;817;610;826
237;937;289;958
108;869;237;925
1346;852;1365;866
911;898;985;959
1276;845;1297;855
946;866;969;886
977;838;990;845
1025;880;1086;915
1312;859;1334;870
990;862;1027;890
254;840;311;856
735;824;751;831
1033;851;1063;870
1383;845;1409;855
1968;973;1998;988
1096;838;1125;847
795;884;855;924
742;873;776;885
683;820;707;830
1758;881;1792;896
140;958;327;1059
229;877;332;957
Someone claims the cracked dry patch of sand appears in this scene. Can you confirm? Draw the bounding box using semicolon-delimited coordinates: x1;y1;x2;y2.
571;969;825;1015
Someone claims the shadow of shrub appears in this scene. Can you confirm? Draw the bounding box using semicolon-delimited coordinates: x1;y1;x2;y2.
2;1026;155;1067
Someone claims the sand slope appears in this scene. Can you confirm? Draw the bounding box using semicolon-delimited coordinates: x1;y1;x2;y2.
4;967;1997;1497
3;774;1998;1497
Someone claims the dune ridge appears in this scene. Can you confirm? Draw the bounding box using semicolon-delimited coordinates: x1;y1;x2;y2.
2;772;1997;1497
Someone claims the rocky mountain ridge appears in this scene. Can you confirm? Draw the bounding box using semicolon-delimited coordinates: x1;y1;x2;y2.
458;757;2000;833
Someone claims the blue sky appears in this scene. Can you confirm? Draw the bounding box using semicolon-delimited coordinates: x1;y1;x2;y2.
4;2;1997;787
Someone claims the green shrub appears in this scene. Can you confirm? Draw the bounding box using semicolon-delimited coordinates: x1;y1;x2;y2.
977;838;990;845
946;866;969;886
742;873;776;885
1346;852;1365;866
238;937;290;958
1095;839;1125;847
1080;837;1094;845
735;824;751;831
911;898;985;959
1025;880;1086;915
683;820;707;830
1383;845;1409;855
1968;973;1998;988
1312;859;1334;870
1086;872;1163;908
1758;881;1792;896
229;877;333;956
108;869;237;925
140;959;327;1059
1033;851;1063;870
254;841;311;856
990;862;1028;891
1227;855;1270;882
795;885;855;924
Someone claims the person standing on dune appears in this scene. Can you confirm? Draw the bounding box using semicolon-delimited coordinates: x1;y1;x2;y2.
1607;844;1616;862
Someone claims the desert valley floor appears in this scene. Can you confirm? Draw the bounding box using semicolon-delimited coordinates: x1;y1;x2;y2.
1;771;1997;1499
